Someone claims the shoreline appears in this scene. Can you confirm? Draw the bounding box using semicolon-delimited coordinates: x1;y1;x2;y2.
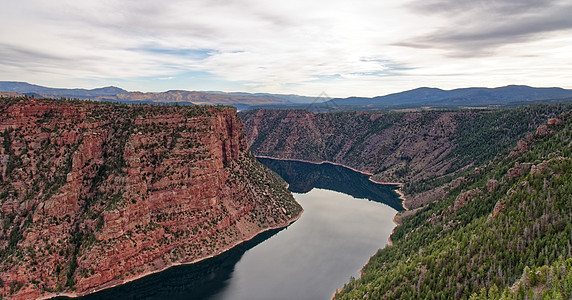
40;208;304;300
256;155;409;208
334;203;407;299
255;155;376;177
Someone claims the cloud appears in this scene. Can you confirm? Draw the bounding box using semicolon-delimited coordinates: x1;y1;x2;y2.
403;0;572;56
0;0;571;96
410;0;552;16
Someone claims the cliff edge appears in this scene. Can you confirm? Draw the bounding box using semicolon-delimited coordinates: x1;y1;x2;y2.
0;97;302;299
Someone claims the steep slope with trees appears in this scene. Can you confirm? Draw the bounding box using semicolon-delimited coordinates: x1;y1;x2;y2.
335;112;571;299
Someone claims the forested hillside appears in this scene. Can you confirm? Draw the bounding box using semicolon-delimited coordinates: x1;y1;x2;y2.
334;112;571;299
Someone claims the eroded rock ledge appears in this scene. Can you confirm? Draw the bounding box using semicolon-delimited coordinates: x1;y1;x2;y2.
0;97;302;299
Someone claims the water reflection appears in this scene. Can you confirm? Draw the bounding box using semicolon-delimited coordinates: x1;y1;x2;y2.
209;188;397;300
54;229;283;300
257;157;403;211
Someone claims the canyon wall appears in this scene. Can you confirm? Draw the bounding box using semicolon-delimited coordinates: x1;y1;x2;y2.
243;109;458;182
240;106;569;208
0;97;301;299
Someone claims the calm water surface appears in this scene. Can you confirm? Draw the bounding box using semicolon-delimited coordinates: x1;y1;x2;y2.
67;159;401;300
210;188;397;300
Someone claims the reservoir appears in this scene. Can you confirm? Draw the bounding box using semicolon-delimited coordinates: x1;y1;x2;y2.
68;158;402;300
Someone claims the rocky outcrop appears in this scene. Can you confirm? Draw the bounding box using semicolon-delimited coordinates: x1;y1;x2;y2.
486;179;499;192
488;199;506;221
547;118;563;126
535;124;551;136
452;188;482;212
0;97;302;299
508;162;533;179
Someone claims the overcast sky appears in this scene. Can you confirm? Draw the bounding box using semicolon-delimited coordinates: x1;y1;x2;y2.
1;0;572;97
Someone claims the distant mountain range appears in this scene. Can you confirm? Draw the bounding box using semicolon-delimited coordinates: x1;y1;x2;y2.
2;81;572;110
0;81;314;108
326;85;572;110
0;81;128;98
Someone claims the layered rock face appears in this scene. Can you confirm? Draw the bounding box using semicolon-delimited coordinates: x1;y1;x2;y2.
0;97;301;299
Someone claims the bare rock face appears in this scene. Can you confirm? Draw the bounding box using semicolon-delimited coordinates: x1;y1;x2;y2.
511;139;529;156
449;177;466;190
486;179;499;192
546;118;562;126
0;97;301;299
535;124;551;136
508;162;533;179
488;199;506;221
452;188;482;212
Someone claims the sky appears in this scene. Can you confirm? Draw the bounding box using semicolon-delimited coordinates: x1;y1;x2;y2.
1;0;572;97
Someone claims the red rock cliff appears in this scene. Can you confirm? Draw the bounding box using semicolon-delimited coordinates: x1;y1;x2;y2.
0;97;302;299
